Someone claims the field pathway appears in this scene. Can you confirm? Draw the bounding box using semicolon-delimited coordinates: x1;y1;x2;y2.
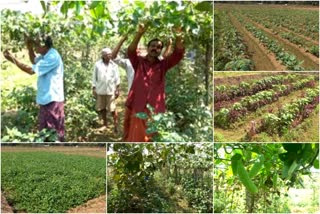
67;195;106;213
1;193;13;213
1;146;106;158
88;74;128;142
228;13;286;71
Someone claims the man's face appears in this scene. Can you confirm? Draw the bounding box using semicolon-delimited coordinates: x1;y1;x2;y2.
34;41;47;54
102;53;112;63
147;41;163;57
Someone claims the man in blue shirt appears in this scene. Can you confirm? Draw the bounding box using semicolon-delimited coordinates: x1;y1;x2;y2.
3;35;65;141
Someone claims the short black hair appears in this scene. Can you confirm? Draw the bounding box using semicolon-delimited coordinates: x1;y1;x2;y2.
41;34;53;48
147;38;163;49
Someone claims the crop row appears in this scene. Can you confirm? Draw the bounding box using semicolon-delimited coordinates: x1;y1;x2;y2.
279;32;319;57
252;88;319;136
214;77;317;128
243;14;319;57
214;74;311;103
215;77;316;111
233;7;319;41
243;23;305;71
214;10;253;71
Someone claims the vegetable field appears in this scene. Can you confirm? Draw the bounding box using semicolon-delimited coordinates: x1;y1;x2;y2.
214;72;319;142
107;143;213;213
214;3;319;71
214;143;319;213
1;145;106;213
1;0;213;142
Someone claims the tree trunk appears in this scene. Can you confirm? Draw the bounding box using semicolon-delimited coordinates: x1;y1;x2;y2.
174;164;178;184
245;189;255;213
204;43;212;106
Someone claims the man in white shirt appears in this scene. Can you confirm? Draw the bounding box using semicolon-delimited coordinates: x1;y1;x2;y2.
92;48;120;133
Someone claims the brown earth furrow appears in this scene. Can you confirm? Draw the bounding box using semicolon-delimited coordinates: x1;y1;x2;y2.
214;73;276;86
1;193;14;214
1;146;106;158
67;195;106;213
279;26;319;46
214;97;243;111
239;14;319;70
228;13;286;71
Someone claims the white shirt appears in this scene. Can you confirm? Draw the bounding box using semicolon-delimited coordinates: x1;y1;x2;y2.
113;57;134;93
92;59;120;95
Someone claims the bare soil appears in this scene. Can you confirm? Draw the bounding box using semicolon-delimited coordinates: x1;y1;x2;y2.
1;146;106;158
228;13;287;71
67;195;106;213
1;193;13;214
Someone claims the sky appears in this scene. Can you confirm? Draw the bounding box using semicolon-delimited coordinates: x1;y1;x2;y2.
0;0;43;14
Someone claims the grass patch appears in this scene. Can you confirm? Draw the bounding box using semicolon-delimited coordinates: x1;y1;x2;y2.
214;132;227;142
1;151;106;213
1;54;37;90
252;132;280;142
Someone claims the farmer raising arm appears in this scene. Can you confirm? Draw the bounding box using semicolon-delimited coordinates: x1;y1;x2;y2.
111;35;135;94
3;34;65;142
123;23;185;142
111;35;173;94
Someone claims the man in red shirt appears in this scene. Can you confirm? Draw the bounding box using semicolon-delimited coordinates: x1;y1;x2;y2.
123;23;185;142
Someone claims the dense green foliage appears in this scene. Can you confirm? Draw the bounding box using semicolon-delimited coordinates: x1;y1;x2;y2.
214;143;319;213
1;0;212;142
1;151;106;213
214;10;254;71
107;143;212;213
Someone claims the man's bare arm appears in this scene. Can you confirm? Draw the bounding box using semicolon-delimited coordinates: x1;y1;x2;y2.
3;50;34;75
162;38;173;58
111;35;128;59
25;37;36;64
128;23;148;53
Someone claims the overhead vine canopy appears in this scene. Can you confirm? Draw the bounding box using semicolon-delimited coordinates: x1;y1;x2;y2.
1;0;213;142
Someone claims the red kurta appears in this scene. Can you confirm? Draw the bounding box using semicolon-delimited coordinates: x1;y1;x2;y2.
126;47;185;113
123;46;184;142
